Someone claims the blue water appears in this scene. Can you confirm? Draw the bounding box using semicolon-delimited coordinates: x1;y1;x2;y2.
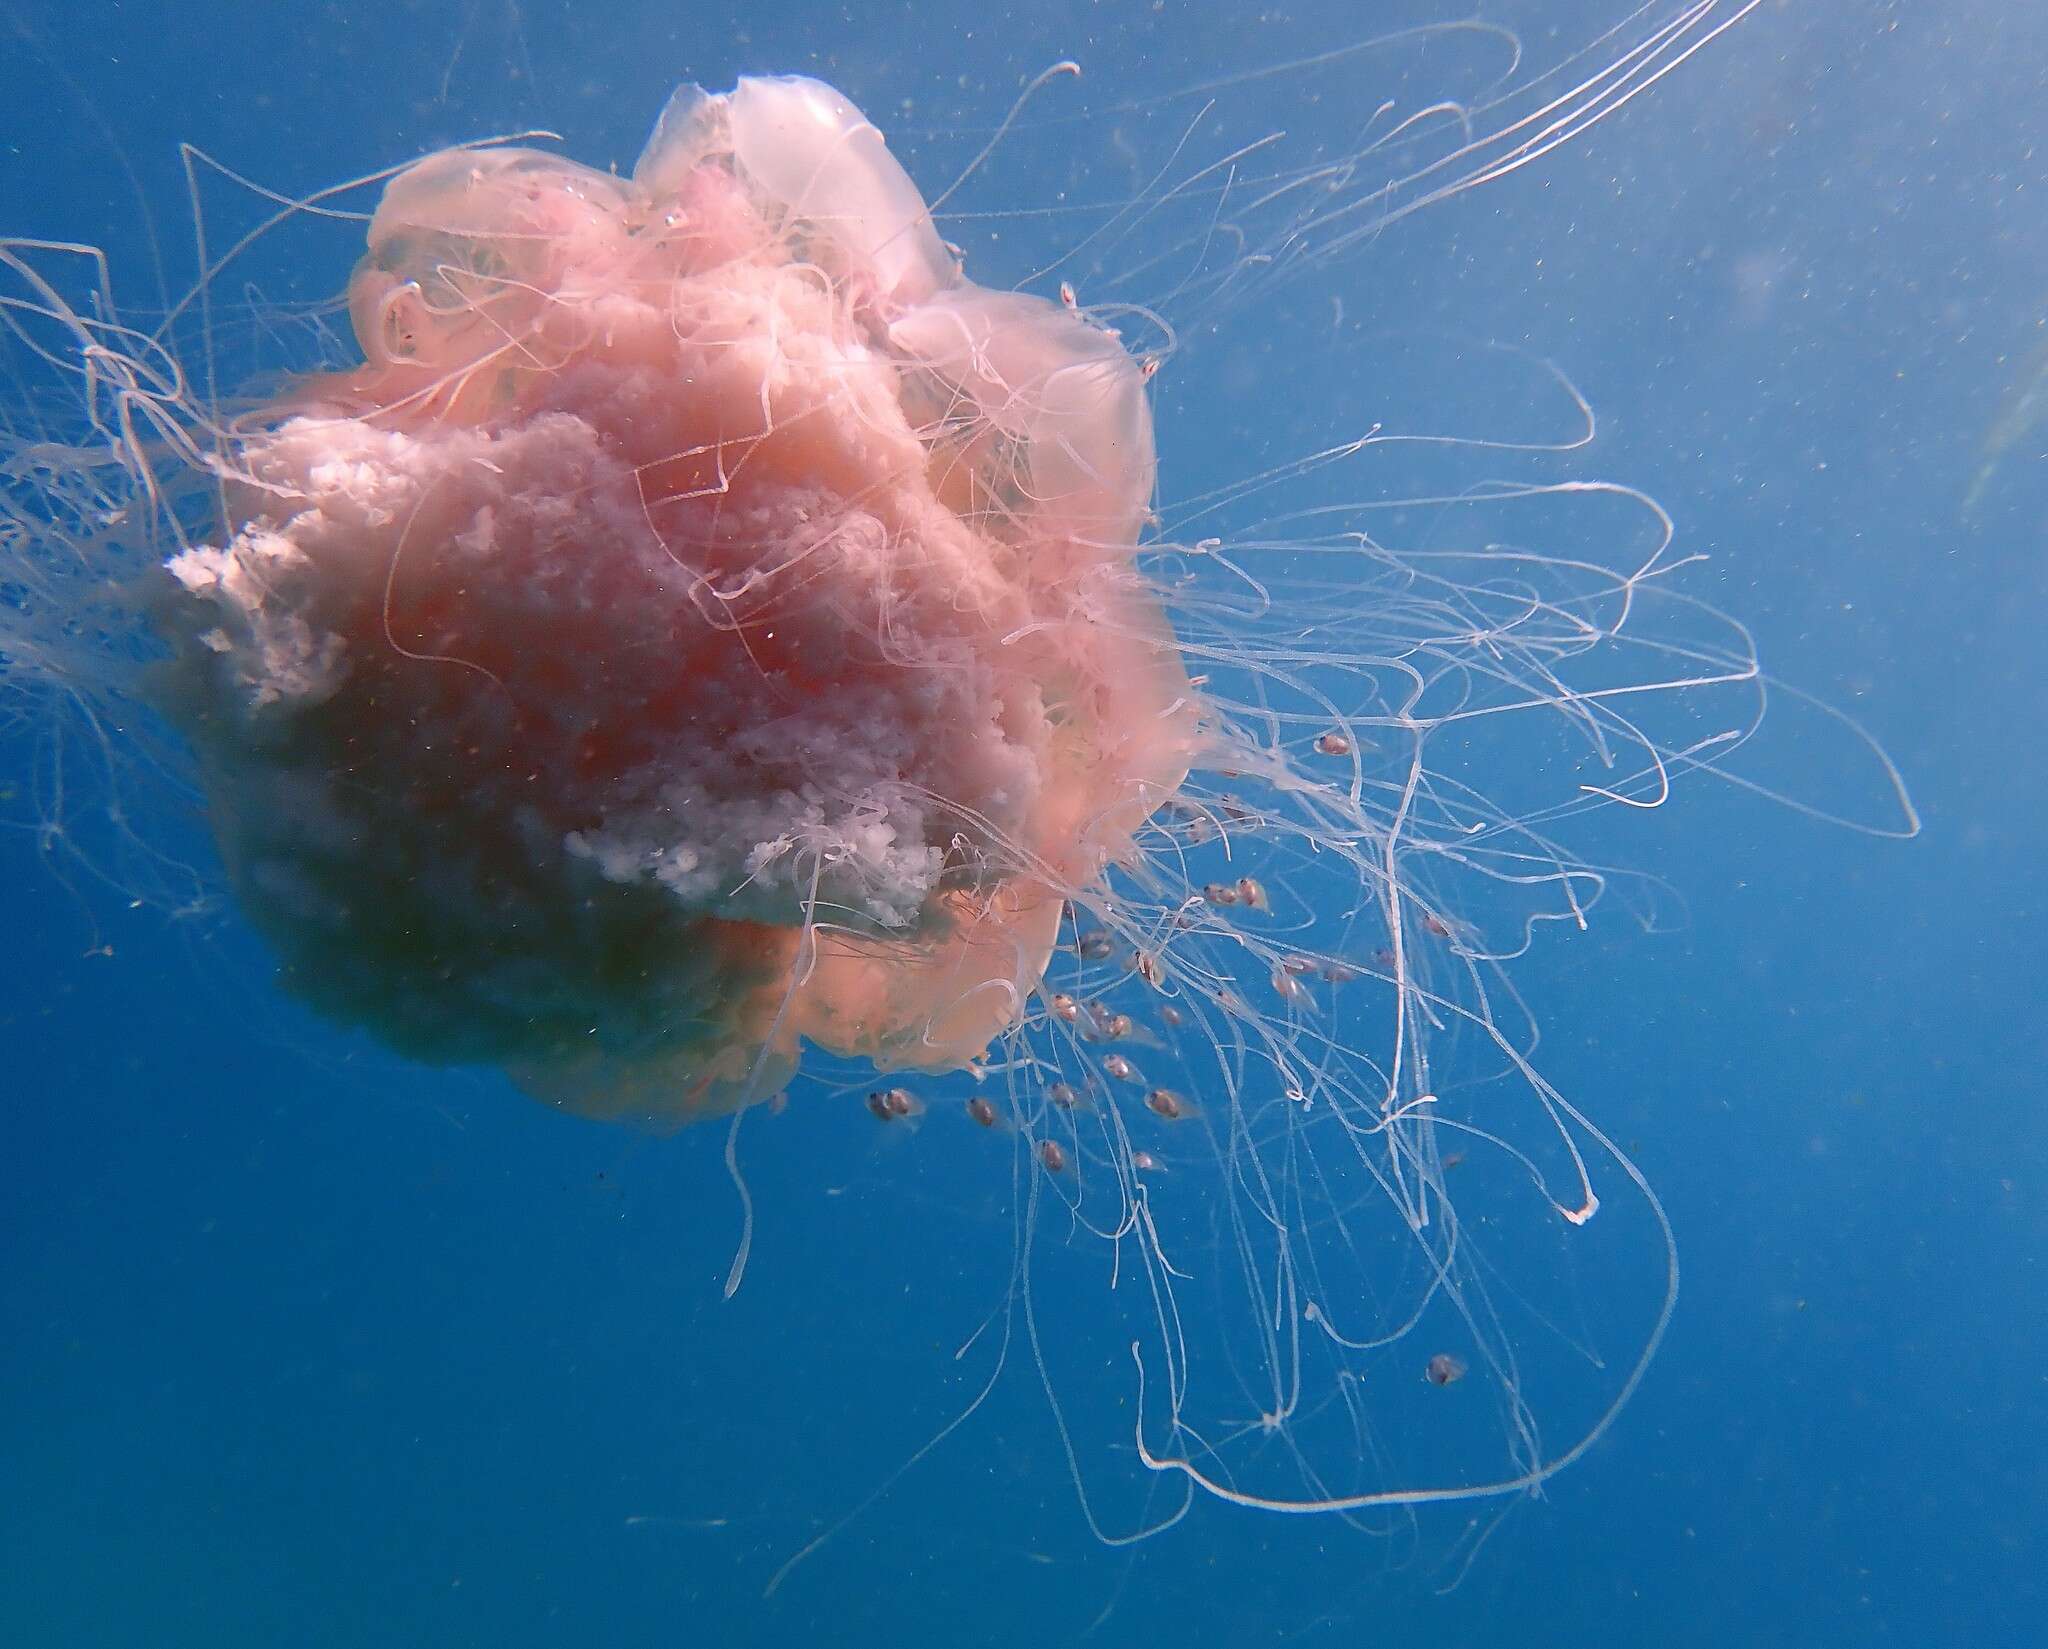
2;2;2040;1645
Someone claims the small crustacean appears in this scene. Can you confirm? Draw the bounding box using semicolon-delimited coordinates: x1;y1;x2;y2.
1424;1353;1467;1387
1079;999;1132;1041
1272;967;1314;1006
1145;1087;1193;1121
866;1087;923;1122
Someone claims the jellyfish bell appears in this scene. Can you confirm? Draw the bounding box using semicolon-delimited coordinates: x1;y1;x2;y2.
150;73;1201;1126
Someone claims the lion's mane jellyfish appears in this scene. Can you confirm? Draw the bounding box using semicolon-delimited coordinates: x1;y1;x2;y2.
154;78;1200;1123
3;6;1915;1544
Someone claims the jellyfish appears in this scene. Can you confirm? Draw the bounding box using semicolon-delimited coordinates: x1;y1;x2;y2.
0;4;1915;1551
140;77;1202;1126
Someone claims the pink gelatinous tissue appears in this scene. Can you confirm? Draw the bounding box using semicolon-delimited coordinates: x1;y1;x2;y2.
157;78;1201;1124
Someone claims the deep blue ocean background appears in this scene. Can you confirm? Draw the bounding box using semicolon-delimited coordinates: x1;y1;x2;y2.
2;2;2040;1644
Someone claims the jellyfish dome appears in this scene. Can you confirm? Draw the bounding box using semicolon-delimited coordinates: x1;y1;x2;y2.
156;77;1201;1123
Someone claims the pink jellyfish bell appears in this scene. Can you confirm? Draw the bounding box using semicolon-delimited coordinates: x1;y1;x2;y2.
155;77;1202;1124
